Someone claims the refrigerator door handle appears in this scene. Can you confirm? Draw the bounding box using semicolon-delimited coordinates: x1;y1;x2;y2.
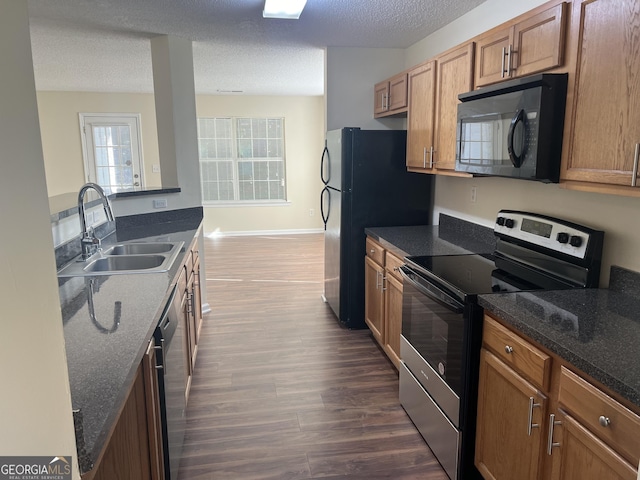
320;186;331;230
321;142;330;185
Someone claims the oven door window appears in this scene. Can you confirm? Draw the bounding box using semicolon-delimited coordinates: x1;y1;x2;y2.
402;278;464;396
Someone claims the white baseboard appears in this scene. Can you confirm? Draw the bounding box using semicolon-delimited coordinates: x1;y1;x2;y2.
205;228;324;237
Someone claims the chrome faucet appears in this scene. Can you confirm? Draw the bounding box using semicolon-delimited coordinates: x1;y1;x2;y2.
78;183;114;260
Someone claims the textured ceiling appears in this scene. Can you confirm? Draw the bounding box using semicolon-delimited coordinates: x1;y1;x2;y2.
27;0;487;95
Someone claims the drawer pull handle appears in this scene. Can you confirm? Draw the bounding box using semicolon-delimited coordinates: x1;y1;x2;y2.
599;415;611;427
527;396;541;436
505;345;514;354
547;413;562;455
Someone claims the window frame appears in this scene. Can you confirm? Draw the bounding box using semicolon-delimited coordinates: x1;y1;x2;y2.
198;116;288;206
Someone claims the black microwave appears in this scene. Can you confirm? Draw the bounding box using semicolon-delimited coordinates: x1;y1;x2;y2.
455;73;568;182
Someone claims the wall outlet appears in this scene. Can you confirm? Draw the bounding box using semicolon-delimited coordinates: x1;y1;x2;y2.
471;186;477;203
152;164;161;173
153;198;168;209
309;208;315;216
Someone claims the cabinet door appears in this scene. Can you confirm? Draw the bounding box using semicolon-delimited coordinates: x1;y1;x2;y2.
434;43;474;171
388;73;408;111
512;3;566;77
563;0;640;187
142;339;165;480
406;61;436;172
374;81;389;115
192;254;203;343
475;27;512;87
364;256;385;345
383;271;402;369
550;411;637;480
92;367;155;480
475;349;547;480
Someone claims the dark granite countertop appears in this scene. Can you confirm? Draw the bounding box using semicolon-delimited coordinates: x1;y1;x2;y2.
479;283;640;409
58;209;202;474
365;214;496;258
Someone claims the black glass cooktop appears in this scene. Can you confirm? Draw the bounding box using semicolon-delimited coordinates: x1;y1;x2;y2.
405;253;543;300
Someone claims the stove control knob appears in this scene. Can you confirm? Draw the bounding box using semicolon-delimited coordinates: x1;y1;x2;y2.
569;235;583;248
556;232;570;244
496;217;506;226
504;218;515;229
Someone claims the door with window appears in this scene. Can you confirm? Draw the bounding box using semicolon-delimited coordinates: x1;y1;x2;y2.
80;114;145;194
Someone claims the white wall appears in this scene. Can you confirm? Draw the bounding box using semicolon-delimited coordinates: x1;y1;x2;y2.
0;2;79;477
406;0;640;286
37;92;162;198
326;47;407;131
196;95;325;235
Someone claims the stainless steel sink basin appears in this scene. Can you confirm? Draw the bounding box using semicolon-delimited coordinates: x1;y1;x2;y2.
57;241;184;277
84;255;166;272
103;243;175;255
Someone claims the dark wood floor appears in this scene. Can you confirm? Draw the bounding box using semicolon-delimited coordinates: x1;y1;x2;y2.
177;233;447;479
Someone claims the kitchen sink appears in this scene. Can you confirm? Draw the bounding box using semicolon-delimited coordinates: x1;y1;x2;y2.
84;255;166;272
57;241;184;277
103;243;175;255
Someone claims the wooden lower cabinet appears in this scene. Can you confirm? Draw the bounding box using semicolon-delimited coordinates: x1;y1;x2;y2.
475;349;547;480
364;254;385;344
383;269;403;368
364;237;405;368
549;412;637;480
477;314;640;480
90;339;164;480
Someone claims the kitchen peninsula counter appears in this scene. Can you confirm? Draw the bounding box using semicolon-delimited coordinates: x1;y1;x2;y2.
57;207;202;474
478;265;640;410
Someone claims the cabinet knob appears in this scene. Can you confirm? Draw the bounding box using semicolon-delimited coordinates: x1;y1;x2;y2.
505;345;514;354
370;249;375;254
598;415;611;427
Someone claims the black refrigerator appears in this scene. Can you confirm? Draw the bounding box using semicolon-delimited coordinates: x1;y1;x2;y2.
321;127;433;329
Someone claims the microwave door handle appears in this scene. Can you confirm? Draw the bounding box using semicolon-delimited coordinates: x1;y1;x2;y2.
399;267;464;314
507;108;525;167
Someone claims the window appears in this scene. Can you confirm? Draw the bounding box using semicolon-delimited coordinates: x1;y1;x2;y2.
79;114;145;194
198;117;286;204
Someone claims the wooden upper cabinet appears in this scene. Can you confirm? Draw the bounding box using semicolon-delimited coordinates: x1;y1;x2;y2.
561;0;640;192
475;2;567;87
475;27;512;87
434;43;474;172
373;72;408;117
374;81;389;116
406;61;436;172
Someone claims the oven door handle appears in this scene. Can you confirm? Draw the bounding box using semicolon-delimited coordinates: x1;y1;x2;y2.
400;266;464;314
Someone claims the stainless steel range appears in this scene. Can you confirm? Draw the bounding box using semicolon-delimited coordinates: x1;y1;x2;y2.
398;210;604;480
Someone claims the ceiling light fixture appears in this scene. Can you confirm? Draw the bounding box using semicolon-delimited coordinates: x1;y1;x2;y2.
263;0;308;19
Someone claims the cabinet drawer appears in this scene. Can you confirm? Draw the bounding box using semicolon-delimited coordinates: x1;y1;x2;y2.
385;251;404;282
482;315;551;390
365;237;385;266
558;366;640;466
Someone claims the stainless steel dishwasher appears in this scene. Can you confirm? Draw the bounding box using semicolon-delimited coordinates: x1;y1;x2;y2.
154;285;188;480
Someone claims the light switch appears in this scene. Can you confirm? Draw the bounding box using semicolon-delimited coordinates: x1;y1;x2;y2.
153;198;168;209
152;164;161;173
